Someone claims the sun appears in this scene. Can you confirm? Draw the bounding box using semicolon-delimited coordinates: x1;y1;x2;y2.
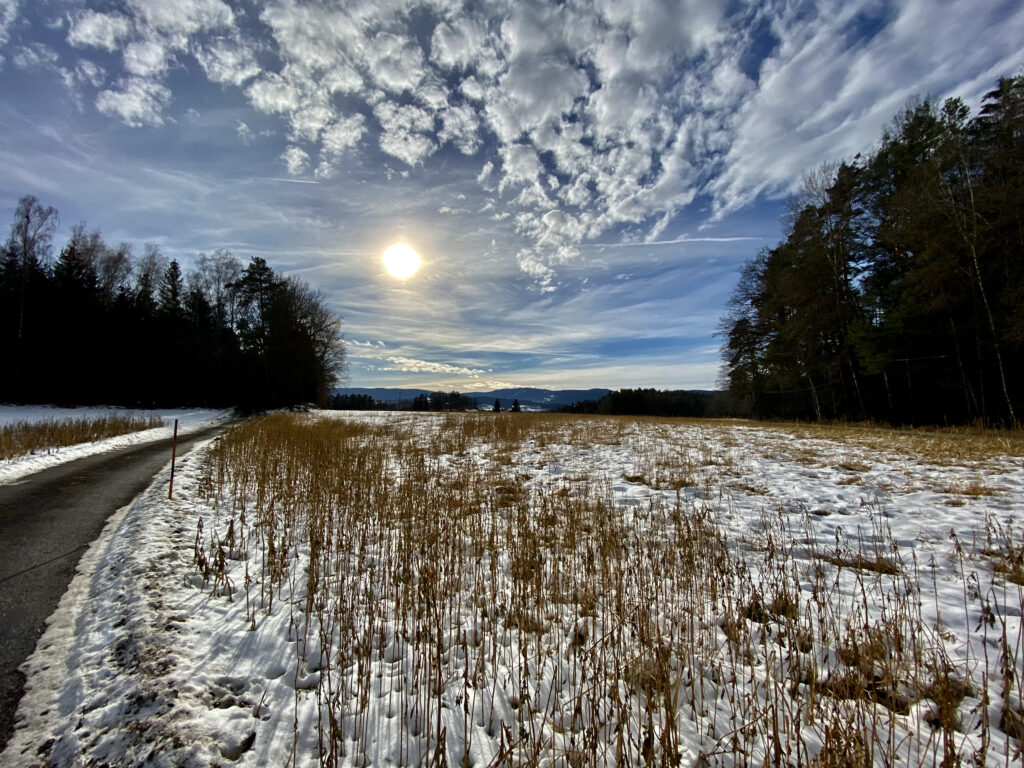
382;242;422;280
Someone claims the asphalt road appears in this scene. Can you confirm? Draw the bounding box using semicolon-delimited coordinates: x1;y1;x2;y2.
0;424;229;750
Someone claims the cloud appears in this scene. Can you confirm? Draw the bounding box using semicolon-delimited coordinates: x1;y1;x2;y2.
281;145;310;176
589;234;763;248
236;120;252;144
349;339;387;348
75;59;106;88
515;249;557;291
123;38;170;77
246;70;303;115
438;103;480;154
67;11;133;52
485;56;590;144
431;17;488;72
11;42;60;70
360;354;490;378
314;114;365;177
95;78;172;126
373;101;436;166
125;0;233;36
22;0;1024;289
0;0;17;51
192;35;259;86
321;113;366;157
708;0;1024;218
366;31;427;94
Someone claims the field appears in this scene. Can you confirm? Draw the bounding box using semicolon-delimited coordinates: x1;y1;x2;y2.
0;406;231;483
0;412;164;461
5;412;1023;767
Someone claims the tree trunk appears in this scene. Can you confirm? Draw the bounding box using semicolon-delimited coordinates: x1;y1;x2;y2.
944;149;1017;423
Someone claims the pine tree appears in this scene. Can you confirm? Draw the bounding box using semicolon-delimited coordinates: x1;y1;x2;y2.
158;260;185;319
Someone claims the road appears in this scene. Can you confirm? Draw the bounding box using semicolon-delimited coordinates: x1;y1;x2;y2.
0;424;229;750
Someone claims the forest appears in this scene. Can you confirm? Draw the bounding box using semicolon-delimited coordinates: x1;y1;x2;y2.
558;388;731;417
721;76;1023;426
0;198;344;410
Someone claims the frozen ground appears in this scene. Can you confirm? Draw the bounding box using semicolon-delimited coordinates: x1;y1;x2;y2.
0;405;233;485
1;412;1022;767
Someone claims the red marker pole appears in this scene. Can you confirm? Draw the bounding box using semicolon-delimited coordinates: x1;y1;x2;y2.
168;418;179;499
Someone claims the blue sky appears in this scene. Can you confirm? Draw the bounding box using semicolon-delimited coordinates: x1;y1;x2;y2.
1;0;1021;391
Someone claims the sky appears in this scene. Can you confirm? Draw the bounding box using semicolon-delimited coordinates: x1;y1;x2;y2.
1;1;1021;393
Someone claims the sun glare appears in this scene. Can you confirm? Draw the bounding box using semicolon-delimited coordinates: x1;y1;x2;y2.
382;242;421;280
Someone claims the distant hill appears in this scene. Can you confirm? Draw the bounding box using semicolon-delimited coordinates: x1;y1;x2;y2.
331;387;612;411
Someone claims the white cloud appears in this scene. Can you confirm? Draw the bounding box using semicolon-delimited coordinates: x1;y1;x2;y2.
12;42;59;70
289;103;334;142
377;355;489;377
95;78;172;127
373;101;436;166
366;31;426;93
246;71;302;115
438;103;480;154
515;249;556;290
595;0;723;67
416;84;446;112
459;75;485;102
123;38;170;77
236;120;253;145
192;36;259;86
258;1;357;73
313;161;335;180
125;0;233;36
431;17;488;71
485;57;589;143
281;145;310;176
321;114;366;157
75;59;106;88
476;161;494;186
67;11;132;52
315;114;367;177
708;0;1024;218
498;143;543;192
40;0;1024;290
0;0;17;52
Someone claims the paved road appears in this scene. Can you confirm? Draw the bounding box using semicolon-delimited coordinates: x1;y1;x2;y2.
0;424;229;750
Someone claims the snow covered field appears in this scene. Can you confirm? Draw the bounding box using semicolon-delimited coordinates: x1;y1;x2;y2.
0;405;232;484
2;412;1023;767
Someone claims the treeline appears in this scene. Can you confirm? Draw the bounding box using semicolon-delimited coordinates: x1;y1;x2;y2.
559;388;742;417
0;196;344;410
721;76;1023;426
411;391;478;411
326;391;480;411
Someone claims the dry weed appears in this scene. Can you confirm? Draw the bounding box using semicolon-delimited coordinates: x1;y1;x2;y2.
189;412;1024;768
0;412;163;460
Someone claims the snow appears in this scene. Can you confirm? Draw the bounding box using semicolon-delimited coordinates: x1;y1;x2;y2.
0;405;233;485
2;412;1023;766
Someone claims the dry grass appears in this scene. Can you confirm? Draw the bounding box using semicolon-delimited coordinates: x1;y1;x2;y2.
0;412;164;461
191;412;1024;768
764;420;1024;463
942;478;998;497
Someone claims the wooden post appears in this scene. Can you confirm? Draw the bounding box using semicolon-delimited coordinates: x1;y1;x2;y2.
168;418;178;499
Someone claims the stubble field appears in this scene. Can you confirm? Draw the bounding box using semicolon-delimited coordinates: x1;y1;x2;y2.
5;411;1023;767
